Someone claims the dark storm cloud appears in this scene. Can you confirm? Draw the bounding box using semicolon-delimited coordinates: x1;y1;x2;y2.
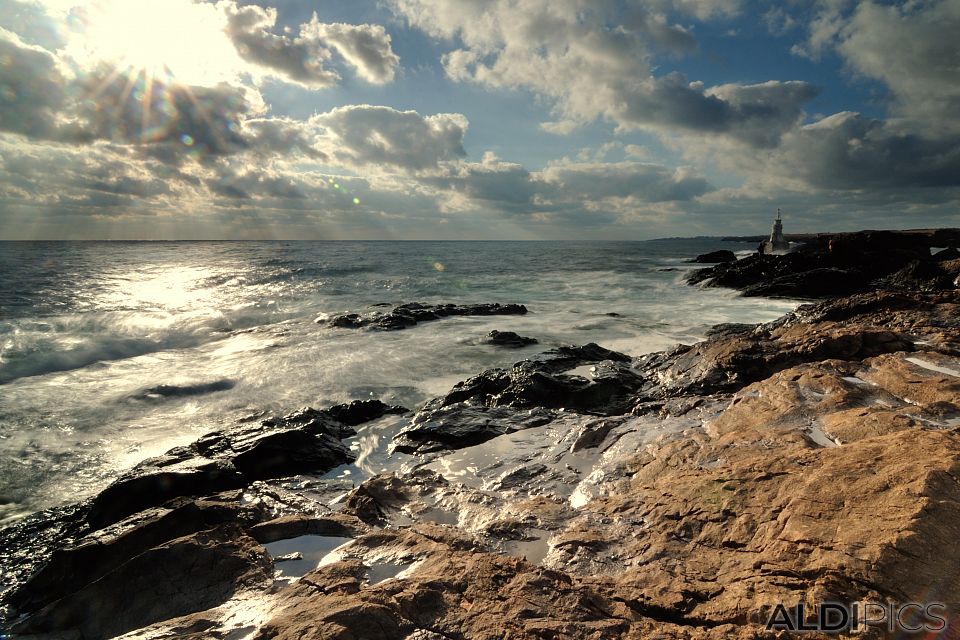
616;76;820;148
0;29;66;139
421;158;537;213
775;112;960;191
206;167;308;201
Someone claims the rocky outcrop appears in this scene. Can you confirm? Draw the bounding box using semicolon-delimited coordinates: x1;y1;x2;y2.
0;401;398;634
688;230;952;298
87;407;355;529
329;302;528;330
12;525;272;640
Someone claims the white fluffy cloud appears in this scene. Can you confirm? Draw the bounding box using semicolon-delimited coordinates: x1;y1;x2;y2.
221;1;399;88
313;105;468;171
390;0;815;145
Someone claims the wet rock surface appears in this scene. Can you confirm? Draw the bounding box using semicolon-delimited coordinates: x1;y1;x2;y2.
329;302;528;330
484;329;539;348
3;264;960;638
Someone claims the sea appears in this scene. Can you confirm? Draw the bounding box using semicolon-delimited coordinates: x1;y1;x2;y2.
0;240;800;525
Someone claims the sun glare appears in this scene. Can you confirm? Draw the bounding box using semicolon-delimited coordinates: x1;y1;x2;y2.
69;0;240;87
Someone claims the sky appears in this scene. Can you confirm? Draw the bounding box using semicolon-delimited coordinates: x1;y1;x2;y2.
0;0;958;240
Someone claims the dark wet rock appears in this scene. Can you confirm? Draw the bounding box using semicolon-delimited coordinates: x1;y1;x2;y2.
12;525;272;640
0;502;89;612
604;312;622;317
569;418;625;452
484;330;538;348
87;408;355;529
131;379;236;401
688;231;936;298
688;249;736;263
392;405;555;454
876;259;954;292
411;344;641;423
329;302;528;331
323;399;409;425
9;493;262;616
933;246;960;261
249;513;366;544
85;460;246;531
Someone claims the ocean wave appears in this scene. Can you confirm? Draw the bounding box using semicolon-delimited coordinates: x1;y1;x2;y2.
0;307;284;385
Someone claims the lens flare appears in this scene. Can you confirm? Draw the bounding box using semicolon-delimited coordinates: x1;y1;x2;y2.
66;0;241;87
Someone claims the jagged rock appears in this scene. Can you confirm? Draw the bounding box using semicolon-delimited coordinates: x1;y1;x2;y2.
688;249;736;263
392;405;555;454
323;399;408;426
933;247;960;261
249;514;366;543
484;330;538;348
131;379;236;401
8;493;262;616
12;525;272;640
688;232;933;298
329;302;528;331
410;344;642;423
87;408;354;529
876;259;953;291
634;298;916;399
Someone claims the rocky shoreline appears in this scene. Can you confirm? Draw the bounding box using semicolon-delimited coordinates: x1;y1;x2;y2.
2;235;959;639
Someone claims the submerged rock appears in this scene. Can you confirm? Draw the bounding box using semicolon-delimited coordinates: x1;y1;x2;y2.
484;329;539;348
688;249;736;263
329;302;528;330
323;399;409;426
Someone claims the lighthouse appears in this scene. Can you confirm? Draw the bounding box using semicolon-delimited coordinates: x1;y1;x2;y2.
761;208;790;255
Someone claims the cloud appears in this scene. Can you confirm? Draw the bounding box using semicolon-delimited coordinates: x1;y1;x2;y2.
539;160;713;202
0;28;67;139
418;152;713;219
390;0;817;145
834;0;960;132
619;75;819;147
221;2;339;88
770;111;960;191
314;105;468;171
221;1;399;88
302;20;400;84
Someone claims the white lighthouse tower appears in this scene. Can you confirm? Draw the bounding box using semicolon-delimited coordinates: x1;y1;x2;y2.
762;208;790;255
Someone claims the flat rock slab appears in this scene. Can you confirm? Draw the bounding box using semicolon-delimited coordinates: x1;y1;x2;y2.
329;302;528;330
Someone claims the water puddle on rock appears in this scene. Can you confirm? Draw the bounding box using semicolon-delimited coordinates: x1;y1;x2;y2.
366;561;414;585
905;357;960;378
264;535;354;578
806;422;840;448
503;528;553;565
564;364;596;379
